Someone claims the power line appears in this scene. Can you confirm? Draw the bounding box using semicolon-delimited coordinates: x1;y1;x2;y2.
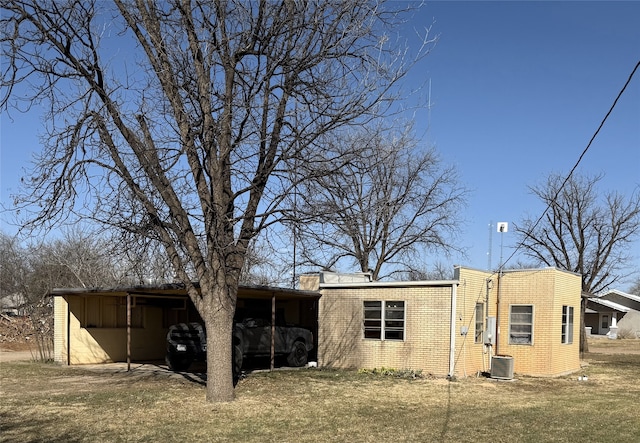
501;60;640;270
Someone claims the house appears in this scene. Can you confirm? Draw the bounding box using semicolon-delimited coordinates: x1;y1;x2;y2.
51;283;320;366
585;289;640;338
303;266;582;378
51;265;582;379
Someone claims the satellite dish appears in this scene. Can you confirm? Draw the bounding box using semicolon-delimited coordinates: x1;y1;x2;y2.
497;222;508;233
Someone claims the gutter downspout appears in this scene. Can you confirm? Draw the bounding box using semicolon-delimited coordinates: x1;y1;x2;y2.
448;283;458;378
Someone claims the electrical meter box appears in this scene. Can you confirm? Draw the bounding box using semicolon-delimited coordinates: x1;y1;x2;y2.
484;316;496;345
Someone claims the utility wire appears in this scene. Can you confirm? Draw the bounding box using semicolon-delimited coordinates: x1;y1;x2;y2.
500;60;640;270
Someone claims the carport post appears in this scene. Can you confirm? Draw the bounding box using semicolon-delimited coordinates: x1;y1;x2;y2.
66;297;71;366
127;292;131;371
271;293;276;371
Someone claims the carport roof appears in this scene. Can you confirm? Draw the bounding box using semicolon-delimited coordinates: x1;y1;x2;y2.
49;282;320;300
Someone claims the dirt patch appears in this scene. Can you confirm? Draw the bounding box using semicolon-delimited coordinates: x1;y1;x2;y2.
0;348;37;362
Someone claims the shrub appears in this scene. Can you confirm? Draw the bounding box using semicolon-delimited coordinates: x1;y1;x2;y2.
357;367;424;379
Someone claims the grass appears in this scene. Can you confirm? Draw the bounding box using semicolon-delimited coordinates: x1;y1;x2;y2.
2;339;640;442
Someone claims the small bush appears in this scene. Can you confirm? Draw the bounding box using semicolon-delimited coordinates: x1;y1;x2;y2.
357;367;423;379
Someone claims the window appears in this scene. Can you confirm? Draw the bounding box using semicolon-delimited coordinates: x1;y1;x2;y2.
475;303;484;344
509;305;533;345
561;305;574;344
364;301;382;339
601;314;609;330
363;300;405;341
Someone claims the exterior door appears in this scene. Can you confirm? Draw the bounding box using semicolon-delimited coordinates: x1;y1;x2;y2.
599;314;610;335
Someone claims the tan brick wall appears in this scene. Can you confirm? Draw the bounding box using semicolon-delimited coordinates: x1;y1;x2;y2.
318;285;455;376
453;267;494;376
318;267;582;378
495;268;581;377
53;296;67;364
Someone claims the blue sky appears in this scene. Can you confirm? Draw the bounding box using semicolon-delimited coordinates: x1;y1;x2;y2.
1;1;639;285
402;1;640;279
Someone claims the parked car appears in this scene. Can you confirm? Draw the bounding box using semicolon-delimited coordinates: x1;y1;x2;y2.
165;318;314;373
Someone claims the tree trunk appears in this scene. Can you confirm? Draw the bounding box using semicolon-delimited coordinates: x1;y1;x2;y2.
579;296;589;356
202;285;236;403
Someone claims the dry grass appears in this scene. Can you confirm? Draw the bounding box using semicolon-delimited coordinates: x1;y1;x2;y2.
2;339;639;443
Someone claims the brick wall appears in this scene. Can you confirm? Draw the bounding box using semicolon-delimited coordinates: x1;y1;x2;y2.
318;284;455;376
318;267;582;378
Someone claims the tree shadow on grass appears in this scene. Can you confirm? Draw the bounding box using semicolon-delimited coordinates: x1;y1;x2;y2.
0;411;83;443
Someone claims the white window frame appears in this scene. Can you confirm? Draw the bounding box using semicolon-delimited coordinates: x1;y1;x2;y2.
363;300;405;341
509;304;534;345
561;305;574;344
475;303;484;344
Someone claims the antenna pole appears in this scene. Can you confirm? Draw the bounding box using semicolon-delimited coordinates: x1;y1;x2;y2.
487;221;493;270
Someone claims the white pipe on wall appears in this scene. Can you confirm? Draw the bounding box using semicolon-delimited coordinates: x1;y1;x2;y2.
448;283;458;378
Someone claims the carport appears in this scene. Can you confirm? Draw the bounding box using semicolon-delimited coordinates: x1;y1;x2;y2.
50;283;320;371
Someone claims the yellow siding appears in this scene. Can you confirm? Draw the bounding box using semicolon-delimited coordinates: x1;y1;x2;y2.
54;295;168;365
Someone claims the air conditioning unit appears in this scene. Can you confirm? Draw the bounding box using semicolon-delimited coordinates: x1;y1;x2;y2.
491;355;514;380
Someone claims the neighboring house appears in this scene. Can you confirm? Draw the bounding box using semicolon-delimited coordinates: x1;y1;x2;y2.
585;289;640;338
303;266;582;378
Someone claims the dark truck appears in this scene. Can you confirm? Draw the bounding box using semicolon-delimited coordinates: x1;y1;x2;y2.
165;318;314;373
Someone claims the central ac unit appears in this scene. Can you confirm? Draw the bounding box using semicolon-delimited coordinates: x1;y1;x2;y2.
491;355;514;379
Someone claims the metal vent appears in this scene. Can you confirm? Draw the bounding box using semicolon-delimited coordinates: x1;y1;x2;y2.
491;355;514;379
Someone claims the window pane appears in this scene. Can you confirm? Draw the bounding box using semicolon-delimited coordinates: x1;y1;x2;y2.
364;329;381;339
511;312;532;323
510;334;531;344
364;301;382;339
475;303;484;344
509;305;533;345
564;306;574;344
384;330;404;340
568;307;574;343
384;301;404;341
385;310;404;320
385;320;404;329
510;324;532;334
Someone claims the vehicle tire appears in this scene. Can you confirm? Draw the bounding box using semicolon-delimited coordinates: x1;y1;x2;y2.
232;342;243;386
165;353;192;371
286;340;308;367
233;343;243;375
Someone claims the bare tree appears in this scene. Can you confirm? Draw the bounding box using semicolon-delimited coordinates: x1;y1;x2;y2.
238;238;292;287
293;125;467;280
0;232;28;311
1;0;433;401
515;173;640;352
1;228;120;359
628;277;640;296
404;261;453;281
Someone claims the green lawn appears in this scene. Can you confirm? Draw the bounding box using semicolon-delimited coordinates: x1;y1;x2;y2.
1;340;639;442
